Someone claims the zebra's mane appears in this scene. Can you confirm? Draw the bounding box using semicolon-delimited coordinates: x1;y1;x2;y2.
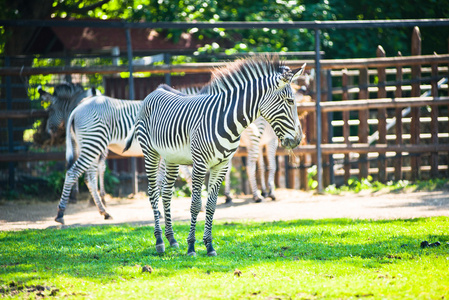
205;55;284;94
53;83;86;103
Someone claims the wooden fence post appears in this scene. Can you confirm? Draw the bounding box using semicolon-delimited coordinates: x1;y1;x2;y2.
299;116;308;190
410;26;422;180
358;67;370;179
321;70;330;187
394;51;404;180
342;69;351;182
377;45;387;182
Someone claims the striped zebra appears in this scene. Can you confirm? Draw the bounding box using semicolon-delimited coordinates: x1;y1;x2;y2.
41;83;195;224
39;84;107;205
124;55;305;256
51;93;143;223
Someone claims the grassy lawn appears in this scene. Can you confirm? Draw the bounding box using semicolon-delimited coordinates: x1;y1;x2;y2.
1;217;448;299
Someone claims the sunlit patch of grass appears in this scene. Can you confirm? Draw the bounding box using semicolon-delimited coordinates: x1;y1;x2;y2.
1;217;448;299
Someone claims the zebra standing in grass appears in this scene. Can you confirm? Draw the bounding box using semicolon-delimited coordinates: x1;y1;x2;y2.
124;55;305;256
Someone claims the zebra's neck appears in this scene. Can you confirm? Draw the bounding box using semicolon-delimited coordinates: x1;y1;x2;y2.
222;78;265;139
64;93;87;124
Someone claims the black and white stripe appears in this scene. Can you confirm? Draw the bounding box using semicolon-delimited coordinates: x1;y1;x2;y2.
125;55;305;256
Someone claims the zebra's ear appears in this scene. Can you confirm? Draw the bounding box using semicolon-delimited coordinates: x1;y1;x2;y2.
279;63;306;88
290;63;306;83
38;86;53;102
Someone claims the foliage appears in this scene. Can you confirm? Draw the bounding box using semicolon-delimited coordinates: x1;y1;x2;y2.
307;165;318;190
0;217;448;299
325;176;449;195
2;0;449;59
2;162;121;200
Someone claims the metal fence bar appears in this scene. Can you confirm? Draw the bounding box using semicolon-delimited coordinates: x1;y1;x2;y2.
314;29;323;193
5;56;14;189
1;19;449;30
125;28;138;195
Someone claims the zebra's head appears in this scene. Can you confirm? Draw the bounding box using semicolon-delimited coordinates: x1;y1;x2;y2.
259;63;305;150
39;83;96;138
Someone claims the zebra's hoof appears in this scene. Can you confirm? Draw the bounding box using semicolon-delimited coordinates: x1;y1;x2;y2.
103;212;112;220
261;191;268;198
187;251;197;257
169;239;179;248
269;194;276;201
225;196;232;204
156;243;165;253
55;217;65;225
253;196;263;203
205;242;217;256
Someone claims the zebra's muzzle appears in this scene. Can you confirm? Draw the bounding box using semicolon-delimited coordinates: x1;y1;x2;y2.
281;136;301;149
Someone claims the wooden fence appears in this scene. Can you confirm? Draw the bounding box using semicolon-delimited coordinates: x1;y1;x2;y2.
1;26;449;193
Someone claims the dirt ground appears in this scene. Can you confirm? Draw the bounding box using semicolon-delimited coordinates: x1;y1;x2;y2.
1;188;449;231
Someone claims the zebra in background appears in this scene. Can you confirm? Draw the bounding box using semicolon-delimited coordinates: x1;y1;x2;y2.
42;83;196;224
39;84;107;205
124;55;305;256
50;93;143;223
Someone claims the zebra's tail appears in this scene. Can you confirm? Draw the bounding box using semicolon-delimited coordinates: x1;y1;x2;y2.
123;123;136;153
65;112;77;169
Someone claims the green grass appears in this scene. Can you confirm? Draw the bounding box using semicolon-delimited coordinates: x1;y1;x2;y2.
1;217;449;299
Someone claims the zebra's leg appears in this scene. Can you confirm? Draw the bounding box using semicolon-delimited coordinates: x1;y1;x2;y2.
203;165;228;256
55;165;84;224
69;181;79;204
247;140;263;203
266;139;278;200
186;162;207;256
161;162;180;248
258;146;268;198
98;152;107;206
143;149;164;253
156;158;167;219
223;164;233;203
84;164;111;219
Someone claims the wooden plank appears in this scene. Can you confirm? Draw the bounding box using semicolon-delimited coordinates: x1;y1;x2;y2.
3;96;449;122
296;96;449;112
0;110;48;119
410;26;422;180
3;143;449;162
394;51;404;180
358;67;369;179
2;54;449;76
377;45;387;182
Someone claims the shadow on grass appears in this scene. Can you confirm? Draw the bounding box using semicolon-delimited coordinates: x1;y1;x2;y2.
1;217;448;283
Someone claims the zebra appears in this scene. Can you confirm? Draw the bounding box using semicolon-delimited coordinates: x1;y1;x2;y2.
39;83;107;205
42;83;196;224
51;93;143;223
124;55;305;256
